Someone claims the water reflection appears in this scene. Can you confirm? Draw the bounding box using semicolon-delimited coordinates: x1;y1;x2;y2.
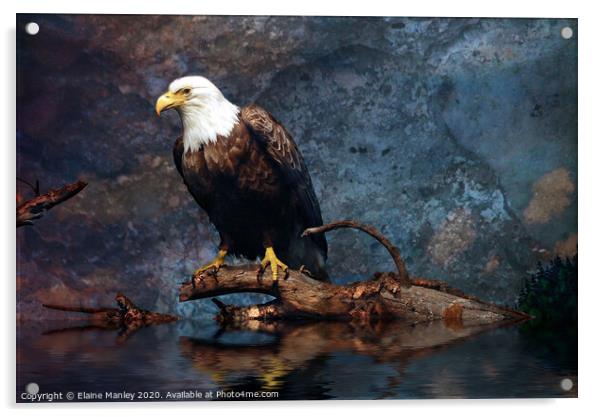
17;318;576;401
42;322;147;345
180;320;519;393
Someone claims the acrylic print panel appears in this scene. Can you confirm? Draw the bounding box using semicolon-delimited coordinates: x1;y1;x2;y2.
16;14;577;402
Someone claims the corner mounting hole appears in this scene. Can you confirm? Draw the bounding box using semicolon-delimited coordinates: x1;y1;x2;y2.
25;22;39;35
26;382;39;395
561;26;573;39
560;378;573;391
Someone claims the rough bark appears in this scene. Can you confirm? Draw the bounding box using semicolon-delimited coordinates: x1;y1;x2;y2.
43;293;178;326
17;180;87;227
179;221;530;325
181;266;527;325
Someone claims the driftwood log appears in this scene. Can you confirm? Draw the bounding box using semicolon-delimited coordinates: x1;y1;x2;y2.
180;221;530;325
43;293;178;343
42;293;178;328
17;180;87;227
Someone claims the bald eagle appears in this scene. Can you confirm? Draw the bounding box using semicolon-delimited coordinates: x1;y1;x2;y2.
155;76;328;282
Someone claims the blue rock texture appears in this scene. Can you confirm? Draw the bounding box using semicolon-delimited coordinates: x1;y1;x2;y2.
16;15;577;319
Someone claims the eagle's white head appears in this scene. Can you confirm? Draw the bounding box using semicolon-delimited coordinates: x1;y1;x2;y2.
155;76;239;153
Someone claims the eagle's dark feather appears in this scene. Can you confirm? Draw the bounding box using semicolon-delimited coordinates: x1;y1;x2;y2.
173;104;328;281
240;105;327;256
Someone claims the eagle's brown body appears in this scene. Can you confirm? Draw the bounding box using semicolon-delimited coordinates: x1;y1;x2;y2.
173;105;328;280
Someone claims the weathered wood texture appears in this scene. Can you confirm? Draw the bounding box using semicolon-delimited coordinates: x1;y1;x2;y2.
17;180;87;227
43;293;178;326
180;220;529;325
180;266;528;324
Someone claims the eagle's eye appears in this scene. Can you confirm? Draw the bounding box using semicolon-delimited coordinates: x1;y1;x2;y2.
182;88;191;95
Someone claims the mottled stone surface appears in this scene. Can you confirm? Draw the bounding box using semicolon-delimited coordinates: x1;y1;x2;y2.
16;15;577;319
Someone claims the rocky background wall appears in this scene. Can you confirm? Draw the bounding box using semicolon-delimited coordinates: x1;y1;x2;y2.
16;15;577;319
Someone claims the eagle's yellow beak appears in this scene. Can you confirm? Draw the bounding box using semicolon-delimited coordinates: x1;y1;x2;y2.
155;91;187;116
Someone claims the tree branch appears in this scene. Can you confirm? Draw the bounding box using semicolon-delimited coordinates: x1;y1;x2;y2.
180;266;529;325
179;219;530;324
16;177;40;196
43;293;178;326
303;220;411;287
17;180;87;227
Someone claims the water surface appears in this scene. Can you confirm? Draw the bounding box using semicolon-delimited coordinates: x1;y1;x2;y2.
16;319;577;401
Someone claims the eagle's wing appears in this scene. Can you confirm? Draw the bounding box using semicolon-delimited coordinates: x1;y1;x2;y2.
241;105;327;256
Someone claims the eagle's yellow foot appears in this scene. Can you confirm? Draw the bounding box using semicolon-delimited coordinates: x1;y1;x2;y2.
258;247;289;282
194;249;227;276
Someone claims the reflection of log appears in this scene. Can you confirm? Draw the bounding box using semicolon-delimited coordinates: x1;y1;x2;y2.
180;221;530;324
179;319;524;392
17;180;87;227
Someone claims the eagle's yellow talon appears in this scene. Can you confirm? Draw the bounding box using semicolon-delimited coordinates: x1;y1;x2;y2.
259;247;288;282
194;249;227;275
